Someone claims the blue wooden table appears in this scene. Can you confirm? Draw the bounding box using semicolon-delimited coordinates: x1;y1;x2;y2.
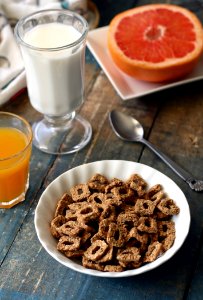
1;1;203;299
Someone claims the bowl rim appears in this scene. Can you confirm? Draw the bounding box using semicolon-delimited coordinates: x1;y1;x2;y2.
34;160;191;278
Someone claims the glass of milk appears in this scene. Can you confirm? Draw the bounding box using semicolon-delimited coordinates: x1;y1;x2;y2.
15;9;92;154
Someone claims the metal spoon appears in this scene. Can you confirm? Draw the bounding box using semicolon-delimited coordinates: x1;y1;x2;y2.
109;110;203;192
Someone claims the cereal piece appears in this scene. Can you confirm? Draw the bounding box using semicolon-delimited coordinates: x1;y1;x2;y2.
104;265;124;272
134;199;156;216
70;184;91;202
104;194;123;207
84;240;109;261
65;210;78;222
97;246;113;263
137;217;157;233
117;212;139;231
128;227;148;244
50;215;66;239
145;184;162;199
111;185;135;202
100;204;117;222
143;241;163;263
117;247;141;262
54;193;73;217
98;219;112;238
107;223;127;247
105;178;124;193
157;198;180;215
87;192;105;208
76;203;100;222
126;174;147;197
82;256;104;271
162;232;175;251
88;174;109;192
68;202;86;210
151;191;165;202
57;236;81;252
59;220;83;236
158;220;175;237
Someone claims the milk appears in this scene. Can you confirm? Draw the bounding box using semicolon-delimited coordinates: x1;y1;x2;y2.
21;23;85;116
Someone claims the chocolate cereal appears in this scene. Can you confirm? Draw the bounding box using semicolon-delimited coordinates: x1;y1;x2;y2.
50;173;180;272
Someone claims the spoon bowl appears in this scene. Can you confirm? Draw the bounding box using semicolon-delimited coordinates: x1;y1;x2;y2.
109;110;144;142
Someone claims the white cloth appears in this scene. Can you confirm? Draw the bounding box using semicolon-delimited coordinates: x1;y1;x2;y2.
0;0;87;106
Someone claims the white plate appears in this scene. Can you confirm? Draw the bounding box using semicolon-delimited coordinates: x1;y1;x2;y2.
34;160;190;278
87;26;203;100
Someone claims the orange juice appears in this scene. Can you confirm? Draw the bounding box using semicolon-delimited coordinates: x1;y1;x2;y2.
0;127;32;208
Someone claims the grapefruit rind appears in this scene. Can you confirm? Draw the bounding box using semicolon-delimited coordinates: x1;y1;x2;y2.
108;4;203;82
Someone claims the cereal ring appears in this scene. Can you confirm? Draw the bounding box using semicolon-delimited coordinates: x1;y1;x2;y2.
50;215;66;239
57;236;81;252
54;193;73;217
137;217;157;233
104;194;123;207
151;191;165;202
87;192;105;208
158;221;175;237
126;174;147;197
107;223;127;247
105;178;124;193
98;219;112;238
117;247;141;262
117;213;139;231
84;240;109;261
128;227;148;244
97;246;113;263
143;241;163;263
77;203;100;222
59;220;83;236
111;186;135;202
134;199;157;216
100;204;117;222
162;232;175;251
88;174;109;192
68;202;86;213
70;184;91;202
65;210;78;222
145;184;162;199
157;198;180;215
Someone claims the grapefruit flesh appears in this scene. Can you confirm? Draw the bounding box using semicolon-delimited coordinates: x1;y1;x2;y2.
108;4;203;82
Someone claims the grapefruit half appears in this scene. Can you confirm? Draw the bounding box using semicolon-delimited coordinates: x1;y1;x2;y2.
108;4;203;82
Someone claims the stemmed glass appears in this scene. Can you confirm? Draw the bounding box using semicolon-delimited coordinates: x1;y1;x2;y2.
15;9;92;154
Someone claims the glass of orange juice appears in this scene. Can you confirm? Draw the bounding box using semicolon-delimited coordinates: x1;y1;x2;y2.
0;112;33;208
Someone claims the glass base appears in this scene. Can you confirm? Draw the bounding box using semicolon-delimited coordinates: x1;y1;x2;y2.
0;176;29;209
32;113;92;154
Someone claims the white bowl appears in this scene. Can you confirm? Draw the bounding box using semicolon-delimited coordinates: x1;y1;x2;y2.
34;160;190;278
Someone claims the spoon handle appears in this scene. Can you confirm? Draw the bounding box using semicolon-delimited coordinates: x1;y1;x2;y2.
141;138;193;183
